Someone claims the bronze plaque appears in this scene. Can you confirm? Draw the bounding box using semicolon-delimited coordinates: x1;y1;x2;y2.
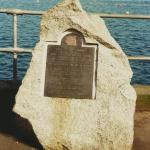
44;33;96;99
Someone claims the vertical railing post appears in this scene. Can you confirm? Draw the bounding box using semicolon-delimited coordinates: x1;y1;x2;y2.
13;14;18;81
13;14;17;48
13;52;17;81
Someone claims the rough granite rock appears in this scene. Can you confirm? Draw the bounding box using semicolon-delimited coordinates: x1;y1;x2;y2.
13;0;137;149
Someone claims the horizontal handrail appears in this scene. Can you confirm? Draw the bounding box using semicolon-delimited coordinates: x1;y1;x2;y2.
0;47;33;53
92;13;150;19
0;8;150;19
0;47;150;61
0;9;44;15
128;56;150;61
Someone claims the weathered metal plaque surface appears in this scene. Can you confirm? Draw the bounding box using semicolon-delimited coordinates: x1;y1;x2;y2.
44;34;95;99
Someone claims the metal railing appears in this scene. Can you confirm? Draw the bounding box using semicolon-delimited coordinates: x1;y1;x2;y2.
0;9;150;80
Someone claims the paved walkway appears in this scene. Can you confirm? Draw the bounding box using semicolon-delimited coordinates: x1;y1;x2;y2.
0;111;149;150
0;134;35;150
133;111;150;150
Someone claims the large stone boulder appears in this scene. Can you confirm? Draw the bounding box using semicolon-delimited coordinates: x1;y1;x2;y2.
13;0;136;149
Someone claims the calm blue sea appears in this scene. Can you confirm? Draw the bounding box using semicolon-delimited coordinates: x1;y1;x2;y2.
0;0;150;84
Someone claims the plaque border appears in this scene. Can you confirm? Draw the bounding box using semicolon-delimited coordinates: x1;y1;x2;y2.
41;31;98;99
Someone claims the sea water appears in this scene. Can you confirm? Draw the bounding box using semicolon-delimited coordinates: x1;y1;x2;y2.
0;0;149;84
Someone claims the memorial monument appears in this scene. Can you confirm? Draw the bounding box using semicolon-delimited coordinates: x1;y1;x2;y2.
13;0;137;149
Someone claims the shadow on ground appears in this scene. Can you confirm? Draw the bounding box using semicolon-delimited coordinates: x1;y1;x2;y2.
0;80;43;150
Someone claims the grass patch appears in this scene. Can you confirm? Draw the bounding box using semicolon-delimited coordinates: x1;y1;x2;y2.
136;95;150;111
